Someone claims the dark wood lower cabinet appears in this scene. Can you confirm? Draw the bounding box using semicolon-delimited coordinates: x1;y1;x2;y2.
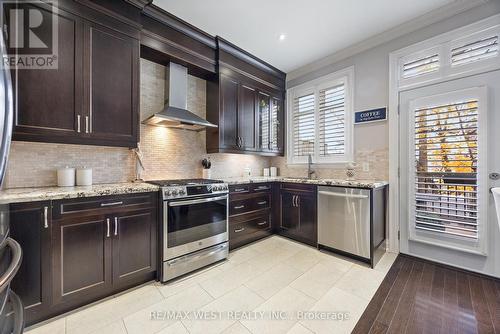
9;193;158;326
9;201;51;325
279;184;317;246
112;209;157;288
51;215;112;306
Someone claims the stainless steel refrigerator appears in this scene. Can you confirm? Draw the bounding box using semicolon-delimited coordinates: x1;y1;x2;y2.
0;26;24;334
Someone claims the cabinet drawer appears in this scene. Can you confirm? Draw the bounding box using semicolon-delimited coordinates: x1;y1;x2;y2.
253;194;270;210
251;183;272;192
280;183;316;193
229;198;253;216
53;192;156;219
230;214;271;238
229;184;250;194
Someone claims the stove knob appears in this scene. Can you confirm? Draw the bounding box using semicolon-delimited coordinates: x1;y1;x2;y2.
172;189;178;196
179;189;186;195
165;190;172;197
213;186;219;192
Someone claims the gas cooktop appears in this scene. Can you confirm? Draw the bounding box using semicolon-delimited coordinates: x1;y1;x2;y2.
146;178;224;187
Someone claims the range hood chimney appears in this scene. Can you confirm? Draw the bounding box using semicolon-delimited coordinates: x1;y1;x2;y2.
142;62;217;131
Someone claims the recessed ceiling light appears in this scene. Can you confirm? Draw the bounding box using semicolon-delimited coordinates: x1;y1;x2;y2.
279;34;286;41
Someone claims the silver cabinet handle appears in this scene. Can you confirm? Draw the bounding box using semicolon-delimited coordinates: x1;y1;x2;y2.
234;188;246;192
318;191;369;199
257;221;267;226
114;217;118;236
77;115;81;133
257;201;267;205
106;218;110;237
101;201;123;207
256;186;270;190
234;205;245;209
85;116;89;133
43;206;49;228
234;227;245;233
292;195;296;207
169;195;228;207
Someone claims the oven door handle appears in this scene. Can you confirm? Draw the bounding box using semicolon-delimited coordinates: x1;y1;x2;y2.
167;243;228;266
168;195;228;207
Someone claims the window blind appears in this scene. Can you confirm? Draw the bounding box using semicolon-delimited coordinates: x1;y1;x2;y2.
319;84;345;156
451;35;499;67
292;93;315;157
414;99;479;239
402;54;440;79
271;98;279;150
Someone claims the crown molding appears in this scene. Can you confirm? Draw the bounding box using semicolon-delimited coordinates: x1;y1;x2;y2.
287;0;489;82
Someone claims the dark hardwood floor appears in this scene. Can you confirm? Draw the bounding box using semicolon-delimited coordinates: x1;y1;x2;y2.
353;255;500;334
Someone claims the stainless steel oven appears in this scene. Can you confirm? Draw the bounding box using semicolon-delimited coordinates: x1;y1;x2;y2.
164;193;228;260
147;179;229;282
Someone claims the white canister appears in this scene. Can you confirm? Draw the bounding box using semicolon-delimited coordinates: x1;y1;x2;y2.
270;167;278;177
263;168;270;177
76;167;93;186
57;167;75;187
202;169;211;179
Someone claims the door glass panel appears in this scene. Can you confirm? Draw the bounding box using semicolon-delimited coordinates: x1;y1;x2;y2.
271;97;280;151
259;93;270;150
167;197;227;247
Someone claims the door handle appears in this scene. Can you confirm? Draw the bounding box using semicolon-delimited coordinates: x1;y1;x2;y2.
257;201;267;205
114;217;118;236
292;195;297;207
43;206;49;228
234;205;245;210
77;115;81;133
106;218;110;237
85;116;89;134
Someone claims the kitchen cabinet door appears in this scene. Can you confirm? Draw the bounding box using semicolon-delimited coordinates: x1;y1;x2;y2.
270;96;284;153
220;75;239;149
111;209;157;288
238;84;257;151
9;201;51;326
51;215;112;305
280;191;300;231
84;22;139;147
297;193;318;246
11;4;84;144
258;92;271;151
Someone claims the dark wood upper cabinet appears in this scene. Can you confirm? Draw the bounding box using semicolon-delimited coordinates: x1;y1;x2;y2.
219;75;239;150
207;37;286;156
11;0;140;148
9;201;52;326
11;4;84;143
238;85;257;151
85;22;139;146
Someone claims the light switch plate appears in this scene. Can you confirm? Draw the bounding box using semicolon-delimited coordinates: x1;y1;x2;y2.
362;162;370;172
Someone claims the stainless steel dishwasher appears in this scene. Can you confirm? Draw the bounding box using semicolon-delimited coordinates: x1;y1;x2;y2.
318;186;371;260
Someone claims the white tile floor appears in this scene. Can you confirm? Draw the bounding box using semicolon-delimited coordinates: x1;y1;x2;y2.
25;236;397;334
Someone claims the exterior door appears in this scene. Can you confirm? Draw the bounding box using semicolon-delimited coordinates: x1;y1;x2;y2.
399;70;500;277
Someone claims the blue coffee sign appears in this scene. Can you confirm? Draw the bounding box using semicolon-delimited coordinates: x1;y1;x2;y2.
355;108;387;124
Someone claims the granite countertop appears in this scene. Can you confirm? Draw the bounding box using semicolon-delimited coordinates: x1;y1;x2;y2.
223;176;389;189
0;182;160;205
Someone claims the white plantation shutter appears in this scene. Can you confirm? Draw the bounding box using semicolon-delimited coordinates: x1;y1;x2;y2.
451;35;499;67
288;68;353;164
402;54;440;79
319;84;345;156
292;93;315;157
412;98;481;239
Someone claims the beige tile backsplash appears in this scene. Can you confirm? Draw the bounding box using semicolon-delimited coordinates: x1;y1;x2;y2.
4;59;387;188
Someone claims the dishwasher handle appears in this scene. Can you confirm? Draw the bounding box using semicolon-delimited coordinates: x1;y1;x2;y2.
318;190;369;199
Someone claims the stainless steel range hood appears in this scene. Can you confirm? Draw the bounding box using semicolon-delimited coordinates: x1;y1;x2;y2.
142;62;217;131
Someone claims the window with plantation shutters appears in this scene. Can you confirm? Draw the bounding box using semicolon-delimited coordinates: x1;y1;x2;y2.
287;68;353;164
402;54;440;79
413;99;479;239
319;84;346;156
292;93;315;157
451;35;499;67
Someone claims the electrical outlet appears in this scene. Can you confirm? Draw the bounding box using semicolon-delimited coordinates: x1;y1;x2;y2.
362;162;370;172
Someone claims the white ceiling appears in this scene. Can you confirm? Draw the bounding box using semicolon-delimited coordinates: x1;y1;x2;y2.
154;0;456;73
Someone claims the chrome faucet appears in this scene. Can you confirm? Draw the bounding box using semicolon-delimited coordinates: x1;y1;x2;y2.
308;154;316;179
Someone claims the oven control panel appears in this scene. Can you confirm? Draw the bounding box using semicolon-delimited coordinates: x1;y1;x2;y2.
162;183;228;200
